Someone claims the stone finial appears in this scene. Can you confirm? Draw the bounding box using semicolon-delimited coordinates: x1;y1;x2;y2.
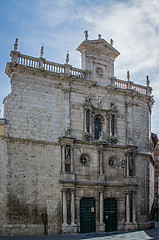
65;52;69;64
84;30;88;40
127;70;130;81
14;38;18;51
98;34;101;39
110;39;114;46
146;75;150;86
40;45;44;58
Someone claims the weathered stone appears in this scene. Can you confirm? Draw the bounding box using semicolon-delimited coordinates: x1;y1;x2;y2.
0;35;154;235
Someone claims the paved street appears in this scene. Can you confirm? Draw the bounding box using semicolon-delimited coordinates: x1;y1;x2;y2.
0;225;159;240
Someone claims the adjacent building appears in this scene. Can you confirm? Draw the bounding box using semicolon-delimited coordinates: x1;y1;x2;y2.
0;32;155;235
152;133;159;220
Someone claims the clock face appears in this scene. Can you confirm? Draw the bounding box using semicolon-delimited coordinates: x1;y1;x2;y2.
96;66;103;78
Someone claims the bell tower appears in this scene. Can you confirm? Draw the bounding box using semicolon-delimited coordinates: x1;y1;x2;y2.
77;31;120;86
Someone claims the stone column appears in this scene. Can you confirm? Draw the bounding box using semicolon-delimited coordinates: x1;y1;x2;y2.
84;110;87;133
70;146;74;172
98;191;105;232
62;190;68;225
109;115;112;136
89;109;92;134
99;150;103;175
132;191;137;223
114;114;117;137
71;191;75;225
125;192;130;223
126;154;129;177
99;191;104;223
61;145;65;172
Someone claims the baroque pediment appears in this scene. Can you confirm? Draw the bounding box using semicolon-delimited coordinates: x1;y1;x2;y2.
77;39;120;59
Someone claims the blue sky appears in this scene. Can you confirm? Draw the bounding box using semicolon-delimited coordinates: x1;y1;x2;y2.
0;0;159;136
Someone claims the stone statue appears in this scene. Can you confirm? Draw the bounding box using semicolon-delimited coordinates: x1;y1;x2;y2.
98;98;102;108
110;102;116;109
65;127;70;137
99;130;105;141
85;95;91;103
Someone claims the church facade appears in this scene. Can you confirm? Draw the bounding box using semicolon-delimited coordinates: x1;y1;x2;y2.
0;32;154;235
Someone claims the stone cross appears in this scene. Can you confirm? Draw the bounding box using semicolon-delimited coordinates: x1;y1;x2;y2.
14;38;18;51
84;30;88;40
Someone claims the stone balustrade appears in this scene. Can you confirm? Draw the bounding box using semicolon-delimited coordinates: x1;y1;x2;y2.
9;50;152;95
112;78;152;96
10;50;90;79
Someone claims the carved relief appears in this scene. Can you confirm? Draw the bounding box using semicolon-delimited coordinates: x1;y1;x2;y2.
80;154;90;166
108;156;117;168
96;66;103;78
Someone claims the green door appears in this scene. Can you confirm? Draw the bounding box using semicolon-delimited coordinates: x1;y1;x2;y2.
80;198;96;233
104;198;117;232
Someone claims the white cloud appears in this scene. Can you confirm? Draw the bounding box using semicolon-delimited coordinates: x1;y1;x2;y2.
78;1;158;75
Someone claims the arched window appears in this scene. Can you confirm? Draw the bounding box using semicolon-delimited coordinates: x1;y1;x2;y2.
94;117;101;140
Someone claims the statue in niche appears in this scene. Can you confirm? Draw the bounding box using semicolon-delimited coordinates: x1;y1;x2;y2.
99;130;105;142
129;153;134;176
65;127;70;137
85;95;91;103
65;145;71;172
128;137;133;145
97;97;102;108
110;102;116;109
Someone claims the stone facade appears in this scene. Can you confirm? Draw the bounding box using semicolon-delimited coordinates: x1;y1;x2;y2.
0;33;154;235
152;133;159;220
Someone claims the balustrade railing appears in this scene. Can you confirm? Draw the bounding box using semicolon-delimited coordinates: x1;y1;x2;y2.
18;54;40;68
11;52;88;79
114;78;148;95
70;67;86;79
43;60;65;73
10;51;151;95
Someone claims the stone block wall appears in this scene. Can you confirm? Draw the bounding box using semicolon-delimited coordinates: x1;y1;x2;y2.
4;72;64;143
0;139;61;235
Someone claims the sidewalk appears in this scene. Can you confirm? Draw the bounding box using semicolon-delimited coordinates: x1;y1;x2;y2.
0;226;159;240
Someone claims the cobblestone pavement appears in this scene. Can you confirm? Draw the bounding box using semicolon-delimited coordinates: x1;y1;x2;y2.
0;226;159;240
